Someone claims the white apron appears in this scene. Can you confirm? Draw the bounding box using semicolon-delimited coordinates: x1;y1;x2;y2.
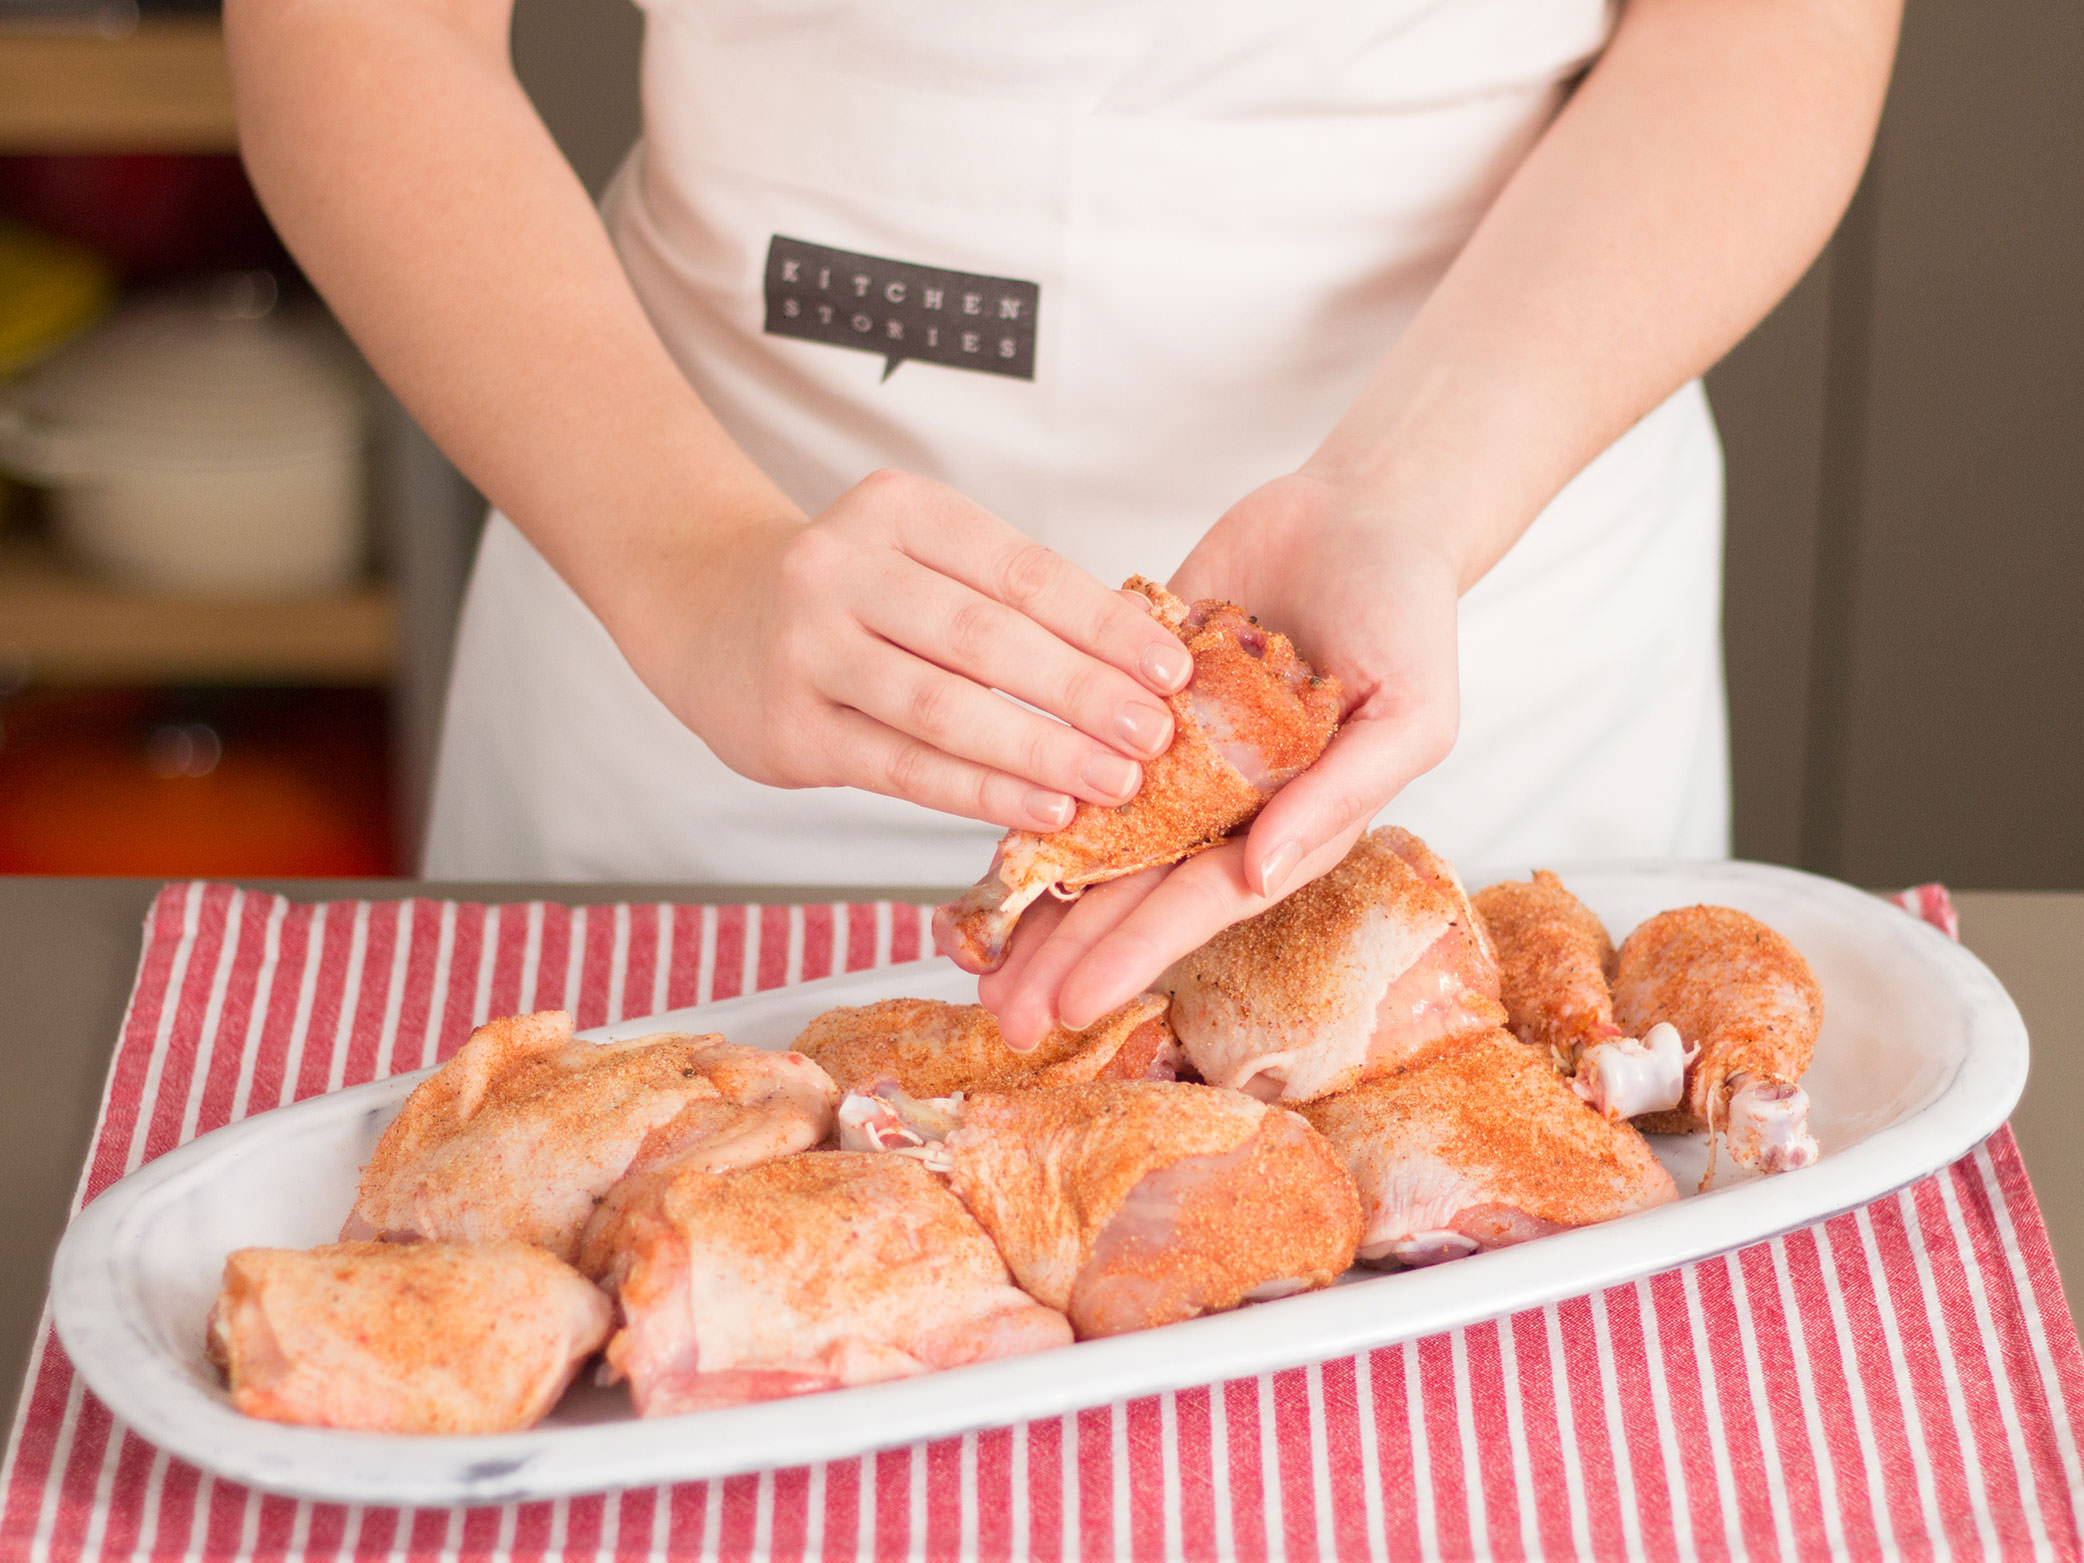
425;0;1729;883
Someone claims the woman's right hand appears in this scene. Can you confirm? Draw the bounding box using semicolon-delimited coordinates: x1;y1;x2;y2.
614;468;1194;834
225;8;1183;835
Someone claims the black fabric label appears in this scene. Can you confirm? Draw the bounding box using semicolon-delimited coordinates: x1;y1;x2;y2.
762;236;1039;383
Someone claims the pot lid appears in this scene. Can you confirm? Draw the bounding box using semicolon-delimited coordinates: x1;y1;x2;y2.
0;276;365;469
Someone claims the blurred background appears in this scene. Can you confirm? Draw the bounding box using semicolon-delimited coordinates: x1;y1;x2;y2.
0;0;2076;887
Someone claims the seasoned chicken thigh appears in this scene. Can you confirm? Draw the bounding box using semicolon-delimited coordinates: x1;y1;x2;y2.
1300;1032;1679;1267
934;578;1341;974
1474;871;1689;1119
1610;905;1824;1174
595;1153;1071;1416
1164;827;1505;1103
207;1240;611;1434
793;992;1177;1098
846;1079;1360;1337
348;1010;837;1262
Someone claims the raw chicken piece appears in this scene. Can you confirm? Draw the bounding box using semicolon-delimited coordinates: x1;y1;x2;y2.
1164;827;1506;1103
1300;1032;1680;1267
207;1240;611;1433
1610;905;1824;1174
347;1010;838;1263
596;1152;1071;1416
792;992;1178;1098
849;1079;1361;1337
1473;871;1690;1120
934;578;1341;974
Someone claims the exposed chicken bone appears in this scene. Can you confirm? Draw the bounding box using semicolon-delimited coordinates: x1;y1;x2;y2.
1572;1022;1694;1120
835;1083;965;1156
1724;1072;1820;1173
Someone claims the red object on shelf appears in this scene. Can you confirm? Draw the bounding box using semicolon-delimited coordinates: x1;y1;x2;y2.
0;155;288;283
0;688;395;876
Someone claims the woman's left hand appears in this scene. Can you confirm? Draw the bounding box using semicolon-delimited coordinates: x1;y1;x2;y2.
979;468;1468;1046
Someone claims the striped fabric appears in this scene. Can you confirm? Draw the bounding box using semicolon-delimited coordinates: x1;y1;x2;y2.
3;884;2080;1562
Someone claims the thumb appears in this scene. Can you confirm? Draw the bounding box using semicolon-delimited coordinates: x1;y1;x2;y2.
1243;708;1455;897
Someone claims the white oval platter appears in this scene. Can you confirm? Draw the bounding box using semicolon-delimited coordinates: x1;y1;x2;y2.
48;860;2027;1506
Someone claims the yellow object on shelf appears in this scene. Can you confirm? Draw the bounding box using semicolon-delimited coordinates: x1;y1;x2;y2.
0;222;115;380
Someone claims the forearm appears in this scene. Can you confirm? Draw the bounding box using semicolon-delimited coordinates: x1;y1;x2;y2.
223;0;798;645
1311;0;1901;587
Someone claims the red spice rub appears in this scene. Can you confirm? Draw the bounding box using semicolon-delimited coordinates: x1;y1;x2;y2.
1021;580;1342;892
599;1152;1070;1413
1301;1032;1678;1240
1610;905;1823;1133
1166;826;1505;1101
1472;870;1620;1058
792;993;1174;1098
207;1240;611;1434
943;1081;1361;1336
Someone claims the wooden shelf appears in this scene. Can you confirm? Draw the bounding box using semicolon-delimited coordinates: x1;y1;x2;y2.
0;20;237;153
0;540;395;684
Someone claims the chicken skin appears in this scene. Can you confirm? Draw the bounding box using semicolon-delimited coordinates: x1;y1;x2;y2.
347;1010;838;1263
793;992;1178;1100
1610;905;1824;1174
1300;1032;1679;1267
1164;827;1506;1103
594;1152;1071;1416
1473;871;1689;1120
206;1241;611;1434
934;578;1341;974
845;1079;1361;1338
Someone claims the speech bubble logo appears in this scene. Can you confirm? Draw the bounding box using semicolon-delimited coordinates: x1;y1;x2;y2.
762;235;1040;384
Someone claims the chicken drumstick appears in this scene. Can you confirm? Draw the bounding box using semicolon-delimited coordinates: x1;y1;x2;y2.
1473;870;1690;1120
934;578;1340;974
1610;905;1823;1174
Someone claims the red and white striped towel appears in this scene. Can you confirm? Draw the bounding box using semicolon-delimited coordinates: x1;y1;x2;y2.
3;882;2079;1561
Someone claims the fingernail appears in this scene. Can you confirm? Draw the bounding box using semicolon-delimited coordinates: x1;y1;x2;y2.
1003;1002;1055;1052
1115;701;1172;757
1026;789;1074;829
1256;839;1302;899
1140;642;1191;692
1082;751;1140;799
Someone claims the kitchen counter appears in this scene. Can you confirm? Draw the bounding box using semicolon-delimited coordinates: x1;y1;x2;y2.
1;878;2077;1422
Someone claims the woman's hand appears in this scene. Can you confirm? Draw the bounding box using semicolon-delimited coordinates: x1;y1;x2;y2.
614;468;1195;834
226;4;1190;837
979;468;1466;1044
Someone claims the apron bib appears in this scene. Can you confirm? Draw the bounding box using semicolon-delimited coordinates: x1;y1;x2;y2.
425;0;1728;882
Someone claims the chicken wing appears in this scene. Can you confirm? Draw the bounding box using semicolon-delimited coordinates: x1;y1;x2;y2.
207;1240;611;1434
1300;1031;1679;1267
792;991;1178;1098
845;1079;1360;1337
347;1010;838;1262
1164;827;1505;1102
934;578;1341;974
1473;870;1689;1120
596;1152;1072;1416
1609;905;1824;1174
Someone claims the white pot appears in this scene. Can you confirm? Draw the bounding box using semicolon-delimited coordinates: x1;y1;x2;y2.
0;278;368;596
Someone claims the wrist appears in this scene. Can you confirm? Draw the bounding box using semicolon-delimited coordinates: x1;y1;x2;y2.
1279;459;1490;598
596;496;800;698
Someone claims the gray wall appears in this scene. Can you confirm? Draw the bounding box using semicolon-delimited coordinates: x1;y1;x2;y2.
513;0;2084;889
1711;0;2084;889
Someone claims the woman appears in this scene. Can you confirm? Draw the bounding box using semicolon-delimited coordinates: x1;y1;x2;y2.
225;0;1899;1046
